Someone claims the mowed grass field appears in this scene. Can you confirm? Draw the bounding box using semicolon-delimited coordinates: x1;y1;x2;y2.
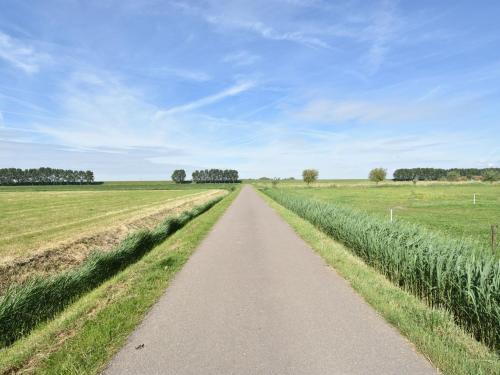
0;180;238;192
284;183;500;249
0;188;211;260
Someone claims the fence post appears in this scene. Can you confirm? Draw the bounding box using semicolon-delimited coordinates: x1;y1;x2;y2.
390;208;393;222
492;225;498;253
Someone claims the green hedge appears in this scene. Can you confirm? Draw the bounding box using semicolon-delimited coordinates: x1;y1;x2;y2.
264;189;500;350
0;196;224;347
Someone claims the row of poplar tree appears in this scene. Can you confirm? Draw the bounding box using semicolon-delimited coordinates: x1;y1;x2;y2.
172;169;239;183
393;168;500;181
0;167;95;185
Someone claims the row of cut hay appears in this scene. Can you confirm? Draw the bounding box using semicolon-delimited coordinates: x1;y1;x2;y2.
0;196;224;348
263;189;500;350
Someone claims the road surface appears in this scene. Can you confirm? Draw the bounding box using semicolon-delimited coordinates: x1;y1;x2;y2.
104;185;437;375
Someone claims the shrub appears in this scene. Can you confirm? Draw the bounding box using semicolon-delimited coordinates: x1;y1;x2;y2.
264;189;500;350
483;169;499;182
446;170;460;181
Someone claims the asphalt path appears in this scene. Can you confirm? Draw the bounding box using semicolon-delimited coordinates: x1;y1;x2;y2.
104;185;437;375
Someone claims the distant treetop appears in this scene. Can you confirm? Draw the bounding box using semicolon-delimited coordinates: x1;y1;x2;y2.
0;167;94;185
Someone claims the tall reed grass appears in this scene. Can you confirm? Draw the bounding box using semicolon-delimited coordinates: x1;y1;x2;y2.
0;196;224;347
264;189;500;350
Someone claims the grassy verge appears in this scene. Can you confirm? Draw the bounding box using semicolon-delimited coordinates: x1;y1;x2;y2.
259;191;499;375
0;189;238;374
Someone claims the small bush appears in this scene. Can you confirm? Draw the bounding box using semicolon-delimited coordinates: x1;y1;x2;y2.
483;169;499;182
446;170;460;181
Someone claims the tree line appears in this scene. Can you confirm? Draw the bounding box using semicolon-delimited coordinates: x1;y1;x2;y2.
171;169;239;183
0;167;95;185
393;168;500;181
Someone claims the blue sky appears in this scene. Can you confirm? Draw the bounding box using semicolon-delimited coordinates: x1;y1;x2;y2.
0;0;499;180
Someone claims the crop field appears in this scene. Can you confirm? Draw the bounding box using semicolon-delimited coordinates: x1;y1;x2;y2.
0;189;220;260
281;184;500;249
0;180;238;192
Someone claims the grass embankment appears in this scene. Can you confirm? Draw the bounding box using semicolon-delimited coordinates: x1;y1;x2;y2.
260;191;499;375
0;195;225;348
263;189;499;350
286;184;500;248
0;188;238;374
0;189;213;259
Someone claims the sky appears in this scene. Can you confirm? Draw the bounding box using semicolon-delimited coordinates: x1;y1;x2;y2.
0;0;499;180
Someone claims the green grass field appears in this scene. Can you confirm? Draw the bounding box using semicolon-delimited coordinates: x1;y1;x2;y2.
0;180;239;192
282;184;500;249
0;189;211;259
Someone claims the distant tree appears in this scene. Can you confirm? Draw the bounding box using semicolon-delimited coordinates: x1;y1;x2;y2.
272;177;280;187
482;169;499;183
0;167;95;185
191;169;239;183
446;170;460;181
369;168;387;184
302;169;318;185
171;169;186;183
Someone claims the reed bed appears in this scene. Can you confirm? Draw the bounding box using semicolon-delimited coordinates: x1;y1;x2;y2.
0;196;224;347
264;189;500;350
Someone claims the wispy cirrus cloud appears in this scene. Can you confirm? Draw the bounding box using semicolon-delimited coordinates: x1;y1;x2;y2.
295;98;443;124
158;81;256;115
222;50;261;66
364;0;399;73
171;1;331;49
156;67;211;82
0;31;50;74
207;17;331;49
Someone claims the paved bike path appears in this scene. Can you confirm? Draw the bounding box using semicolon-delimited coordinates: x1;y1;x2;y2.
104;185;437;375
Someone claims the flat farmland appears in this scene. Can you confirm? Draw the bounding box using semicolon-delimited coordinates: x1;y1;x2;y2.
0;188;218;261
286;184;500;249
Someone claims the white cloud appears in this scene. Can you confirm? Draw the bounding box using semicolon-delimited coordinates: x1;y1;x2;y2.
158;81;256;116
364;0;399;73
207;17;330;49
222;51;261;66
35;71;172;150
0;31;50;74
171;1;330;49
295;99;442;124
0;110;4;127
160;67;211;82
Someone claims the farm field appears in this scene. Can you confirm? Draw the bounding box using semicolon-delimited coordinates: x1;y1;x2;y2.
0;180;239;192
284;184;500;249
0;188;220;261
